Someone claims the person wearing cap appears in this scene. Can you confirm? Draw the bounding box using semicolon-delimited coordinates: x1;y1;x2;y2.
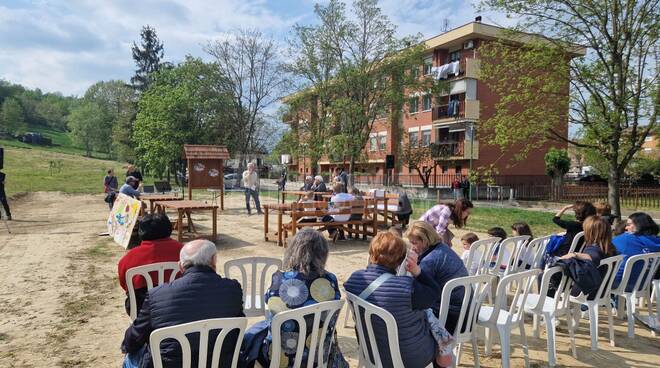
120;176;141;199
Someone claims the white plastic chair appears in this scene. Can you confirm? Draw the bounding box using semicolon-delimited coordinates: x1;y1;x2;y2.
126;262;180;321
521;266;574;366
477;269;541;368
464;237;501;276
611;252;660;338
514;235;551;272
223;257;282;317
149;317;247;368
437;274;495;368
489;236;530;278
270;299;344;368
651;278;660;336
567;231;585;253
569;254;624;351
345;292;433;368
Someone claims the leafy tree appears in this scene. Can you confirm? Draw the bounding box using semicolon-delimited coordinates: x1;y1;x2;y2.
478;0;659;218
401;140;435;188
84;80;137;160
36;94;71;130
0;97;27;135
131;25;165;92
544;148;570;200
68;101;112;157
133;57;232;178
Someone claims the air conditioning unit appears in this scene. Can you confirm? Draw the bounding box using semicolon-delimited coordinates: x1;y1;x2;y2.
463;40;474;49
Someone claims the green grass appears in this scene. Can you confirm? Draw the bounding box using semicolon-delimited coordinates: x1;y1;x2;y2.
0;126;110;158
1;146;154;196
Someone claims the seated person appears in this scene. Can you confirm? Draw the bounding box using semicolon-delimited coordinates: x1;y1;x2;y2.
460;232;480;275
300;175;314;191
117;213;183;316
121;240;244;368
552;201;596;256
345;232;453;368
119;176;141;199
296;192;318;223
240;228;345;367
511;222;535;268
594;201;615;225
613;212;660;290
393;192;413;227
488;227;510;269
560;216;617;298
310;175;327;193
322;182;355;241
406;221;469;334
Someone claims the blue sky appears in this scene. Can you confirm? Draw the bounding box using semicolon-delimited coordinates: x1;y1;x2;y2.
0;0;512;96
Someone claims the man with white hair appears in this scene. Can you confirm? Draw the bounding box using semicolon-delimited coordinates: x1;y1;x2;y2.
310;175;327;193
242;162;263;215
121;239;244;368
300;175;314;191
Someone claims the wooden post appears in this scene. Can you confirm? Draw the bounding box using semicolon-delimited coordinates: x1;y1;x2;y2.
177;209;184;242
264;205;269;241
220;160;225;210
187;159;193;200
212;207;217;241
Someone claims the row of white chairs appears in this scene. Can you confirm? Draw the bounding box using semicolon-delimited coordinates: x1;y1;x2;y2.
126;251;660;368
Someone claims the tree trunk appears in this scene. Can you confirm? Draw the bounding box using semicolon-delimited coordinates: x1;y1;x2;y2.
348;157;355;189
608;164;622;220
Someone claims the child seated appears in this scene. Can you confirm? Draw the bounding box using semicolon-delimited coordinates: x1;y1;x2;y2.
488;227;510;270
460;232;480;275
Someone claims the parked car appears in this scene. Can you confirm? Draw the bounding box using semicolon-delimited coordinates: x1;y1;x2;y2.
578;174;607;183
224;173;241;189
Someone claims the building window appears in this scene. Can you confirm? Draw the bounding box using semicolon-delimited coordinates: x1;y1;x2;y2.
422;94;432;111
455;165;462;175
370;135;377;151
408;131;419;147
408;97;419;113
379;134;387;151
423;57;433;75
421;129;431;147
449;50;461;62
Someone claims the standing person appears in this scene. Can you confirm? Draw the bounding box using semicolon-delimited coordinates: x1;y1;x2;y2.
451;178;461;200
0;171;11;220
460;176;470;200
334;167;348;193
104;169;119;210
242;162;263;215
126;164;144;184
552;201;596;257
419;199;474;246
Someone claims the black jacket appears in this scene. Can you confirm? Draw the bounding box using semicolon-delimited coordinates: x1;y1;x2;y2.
121;265;244;368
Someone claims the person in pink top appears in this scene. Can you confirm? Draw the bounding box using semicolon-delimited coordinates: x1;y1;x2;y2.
419;199;473;245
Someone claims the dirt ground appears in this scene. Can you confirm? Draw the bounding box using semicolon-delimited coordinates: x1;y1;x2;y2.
0;192;658;367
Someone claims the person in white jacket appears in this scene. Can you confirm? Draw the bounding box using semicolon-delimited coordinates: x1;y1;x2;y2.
242;162;263;215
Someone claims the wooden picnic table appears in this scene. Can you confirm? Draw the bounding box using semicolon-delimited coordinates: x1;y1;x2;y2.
263;203;291;247
140;194;182;214
154;200;218;242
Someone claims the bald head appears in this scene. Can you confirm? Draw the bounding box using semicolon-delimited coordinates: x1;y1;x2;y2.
180;239;217;270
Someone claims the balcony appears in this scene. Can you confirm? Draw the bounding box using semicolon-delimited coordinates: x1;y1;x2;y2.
432;100;480;122
430;140;479;160
433;58;480;80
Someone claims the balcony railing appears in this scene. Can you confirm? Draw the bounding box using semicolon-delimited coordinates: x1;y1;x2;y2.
431;141;464;158
433;101;464;120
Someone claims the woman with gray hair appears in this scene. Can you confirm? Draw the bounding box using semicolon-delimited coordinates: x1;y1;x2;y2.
239;228;346;367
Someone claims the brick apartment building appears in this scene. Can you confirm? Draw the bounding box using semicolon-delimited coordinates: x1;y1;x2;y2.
283;20;586;187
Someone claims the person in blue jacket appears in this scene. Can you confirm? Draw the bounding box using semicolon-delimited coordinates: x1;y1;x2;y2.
613;212;660;290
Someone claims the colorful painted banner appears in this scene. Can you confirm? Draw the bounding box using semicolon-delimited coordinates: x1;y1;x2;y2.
107;193;141;248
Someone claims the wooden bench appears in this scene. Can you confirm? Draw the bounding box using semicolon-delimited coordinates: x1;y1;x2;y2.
283;199;377;243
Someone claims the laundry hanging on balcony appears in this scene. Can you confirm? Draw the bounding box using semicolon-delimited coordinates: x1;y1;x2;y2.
447;100;460;117
432;60;460;80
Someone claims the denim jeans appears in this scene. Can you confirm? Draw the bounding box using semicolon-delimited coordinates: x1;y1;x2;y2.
122;345;146;368
245;188;262;213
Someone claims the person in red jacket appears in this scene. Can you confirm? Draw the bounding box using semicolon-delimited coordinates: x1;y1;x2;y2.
118;212;183;316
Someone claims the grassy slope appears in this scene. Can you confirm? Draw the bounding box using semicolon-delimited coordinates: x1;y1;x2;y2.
2;146;128;196
0;126;110;158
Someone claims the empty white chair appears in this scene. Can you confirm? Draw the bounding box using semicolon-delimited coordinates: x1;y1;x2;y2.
464;237;501;276
126;262;180;321
652;278;660;336
149;317;247;368
521;266;574;366
437;274;495;368
514;235;552;272
223;257;282;317
489;236;530;278
270;299;344;368
477;269;541;368
611;252;660;338
569;254;624;351
345;292;433;368
567;231;585;253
